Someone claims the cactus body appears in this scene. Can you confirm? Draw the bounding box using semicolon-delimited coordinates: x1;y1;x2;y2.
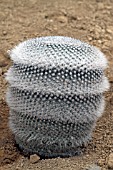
6;36;109;157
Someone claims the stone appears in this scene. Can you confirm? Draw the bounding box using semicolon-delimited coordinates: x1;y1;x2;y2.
97;40;102;44
107;153;113;169
88;37;93;41
97;3;104;10
86;164;101;170
2;30;7;35
0;68;2;75
30;154;40;164
57;16;68;23
98;159;105;166
106;29;112;34
106;26;113;33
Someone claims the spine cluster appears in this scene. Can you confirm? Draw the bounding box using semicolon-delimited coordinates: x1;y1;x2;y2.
6;36;109;157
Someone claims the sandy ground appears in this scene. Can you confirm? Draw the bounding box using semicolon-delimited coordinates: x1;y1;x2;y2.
0;0;113;169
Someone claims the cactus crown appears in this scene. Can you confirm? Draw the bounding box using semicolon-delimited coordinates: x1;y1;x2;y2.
9;36;107;69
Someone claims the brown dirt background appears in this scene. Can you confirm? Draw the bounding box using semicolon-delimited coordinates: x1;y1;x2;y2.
0;0;113;169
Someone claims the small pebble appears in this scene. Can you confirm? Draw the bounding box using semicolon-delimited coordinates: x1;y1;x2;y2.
106;29;112;34
57;16;68;23
0;68;2;75
98;159;105;166
2;31;7;35
97;3;104;10
86;164;101;170
88;37;93;41
30;154;40;164
107;153;113;169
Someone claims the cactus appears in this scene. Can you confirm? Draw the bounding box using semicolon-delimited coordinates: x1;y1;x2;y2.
6;36;109;158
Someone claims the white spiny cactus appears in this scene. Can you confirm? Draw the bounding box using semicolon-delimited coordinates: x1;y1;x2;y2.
6;36;109;157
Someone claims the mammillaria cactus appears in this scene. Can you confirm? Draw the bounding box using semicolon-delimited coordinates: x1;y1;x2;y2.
6;36;109;158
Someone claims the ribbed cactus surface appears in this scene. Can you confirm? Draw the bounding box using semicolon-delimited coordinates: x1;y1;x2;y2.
6;36;109;157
